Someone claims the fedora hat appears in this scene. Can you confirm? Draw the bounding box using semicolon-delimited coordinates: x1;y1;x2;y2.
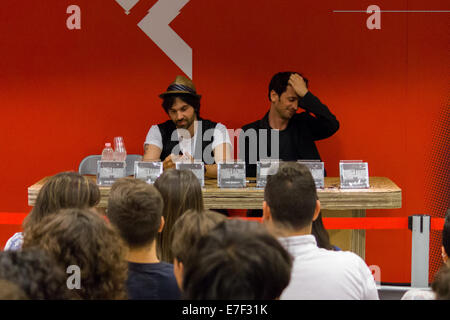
159;75;201;98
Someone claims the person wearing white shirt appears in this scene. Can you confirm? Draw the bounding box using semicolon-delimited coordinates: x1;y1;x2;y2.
262;162;379;300
143;75;232;178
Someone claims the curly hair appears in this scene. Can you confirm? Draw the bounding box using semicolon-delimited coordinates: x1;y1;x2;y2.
0;248;77;299
23;208;128;300
24;171;100;231
154;169;204;263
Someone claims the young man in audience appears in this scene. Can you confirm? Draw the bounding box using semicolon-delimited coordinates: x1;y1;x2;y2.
107;177;181;300
182;219;292;300
154;169;205;263
263;162;379;300
170;209;227;290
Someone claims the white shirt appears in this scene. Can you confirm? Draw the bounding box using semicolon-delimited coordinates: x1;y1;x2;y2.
279;235;379;300
144;122;231;158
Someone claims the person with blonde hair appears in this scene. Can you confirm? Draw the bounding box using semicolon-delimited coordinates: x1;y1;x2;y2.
154;169;204;263
4;171;100;251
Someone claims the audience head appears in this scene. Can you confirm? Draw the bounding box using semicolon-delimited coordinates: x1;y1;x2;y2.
154;169;204;262
268;71;309;101
23;208;128;299
182;219;292;300
0;280;28;300
442;209;450;265
0;248;76;299
24;171;100;230
160;75;202;117
263;162;320;236
432;265;450;300
170;209;227;289
107;177;164;249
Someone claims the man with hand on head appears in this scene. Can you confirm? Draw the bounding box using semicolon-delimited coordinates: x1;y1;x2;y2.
143;75;232;178
240;72;339;177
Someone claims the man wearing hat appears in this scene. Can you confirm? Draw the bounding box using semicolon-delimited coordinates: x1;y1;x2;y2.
143;76;232;177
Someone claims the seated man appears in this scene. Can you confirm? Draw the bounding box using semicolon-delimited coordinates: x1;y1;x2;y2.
263;162;379;300
143;75;232;178
107;177;180;300
182;219;292;300
240;72;339;177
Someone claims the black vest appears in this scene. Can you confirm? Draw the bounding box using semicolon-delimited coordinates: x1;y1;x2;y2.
158;118;218;164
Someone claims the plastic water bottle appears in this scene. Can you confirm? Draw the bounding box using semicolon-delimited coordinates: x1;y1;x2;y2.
101;143;114;161
113;136;127;162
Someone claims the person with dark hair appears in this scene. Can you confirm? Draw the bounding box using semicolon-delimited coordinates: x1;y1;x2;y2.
143;75;232;178
312;212;340;251
240;71;339;178
154;169;205;263
22;208;128;300
263;162;378;300
170;209;227;290
4;171;100;251
0;248;77;300
107;177;180;300
441;209;450;265
182;219;292;300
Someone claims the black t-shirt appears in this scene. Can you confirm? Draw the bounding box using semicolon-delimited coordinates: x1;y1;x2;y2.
127;262;181;300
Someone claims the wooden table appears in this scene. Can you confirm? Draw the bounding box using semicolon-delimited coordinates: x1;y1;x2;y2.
28;176;401;258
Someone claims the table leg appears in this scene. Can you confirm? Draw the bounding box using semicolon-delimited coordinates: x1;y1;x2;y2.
351;209;366;260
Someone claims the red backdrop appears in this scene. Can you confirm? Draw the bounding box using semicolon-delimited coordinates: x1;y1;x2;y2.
0;0;448;284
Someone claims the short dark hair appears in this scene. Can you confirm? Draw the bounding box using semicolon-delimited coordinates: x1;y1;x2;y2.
443;209;450;256
268;71;309;101
171;209;227;263
182;219;292;300
264;162;317;230
107;177;164;248
0;248;76;299
162;93;201;117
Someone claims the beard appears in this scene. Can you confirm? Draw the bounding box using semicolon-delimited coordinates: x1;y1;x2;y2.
175;117;194;130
